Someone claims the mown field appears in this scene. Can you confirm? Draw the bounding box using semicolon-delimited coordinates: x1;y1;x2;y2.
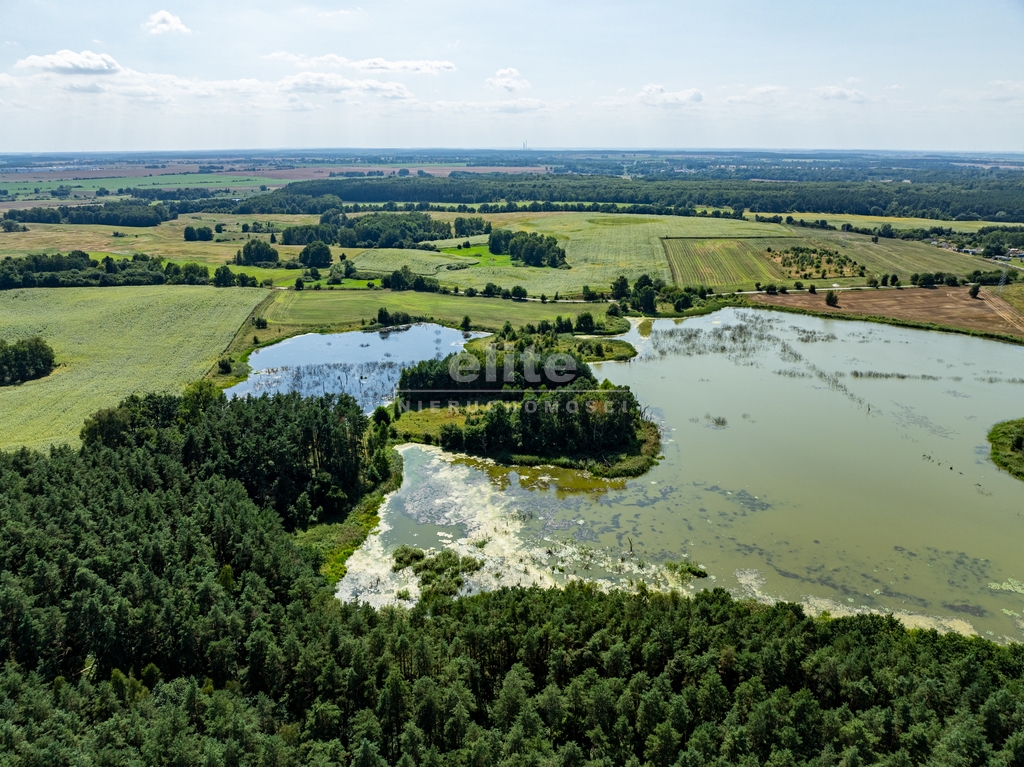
0;286;265;451
663;238;792;289
351;249;479;276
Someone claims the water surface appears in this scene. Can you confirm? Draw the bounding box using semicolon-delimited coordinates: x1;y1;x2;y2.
339;309;1024;640
226;323;482;411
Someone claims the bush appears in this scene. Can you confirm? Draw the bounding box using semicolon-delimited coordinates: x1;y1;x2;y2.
439;422;464;451
217;358;232;374
808;284;817;294
825;290;839;307
970;283;981;298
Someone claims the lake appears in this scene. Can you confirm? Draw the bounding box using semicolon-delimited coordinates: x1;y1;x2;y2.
226;323;483;411
336;309;1024;641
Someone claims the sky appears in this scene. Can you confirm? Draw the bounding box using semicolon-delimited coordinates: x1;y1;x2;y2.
1;0;1023;153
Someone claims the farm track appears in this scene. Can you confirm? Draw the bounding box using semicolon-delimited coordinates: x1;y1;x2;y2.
979;289;1024;335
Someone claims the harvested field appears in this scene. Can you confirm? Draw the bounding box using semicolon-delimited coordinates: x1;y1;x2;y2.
748;286;1024;340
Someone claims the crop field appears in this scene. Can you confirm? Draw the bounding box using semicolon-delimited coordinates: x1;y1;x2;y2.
810;230;989;277
260;289;593;334
411;213;793;295
661;230;989;291
663;238;792;288
0;286;265;451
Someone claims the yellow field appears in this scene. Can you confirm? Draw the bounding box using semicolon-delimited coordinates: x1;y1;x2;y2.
0;286;266;451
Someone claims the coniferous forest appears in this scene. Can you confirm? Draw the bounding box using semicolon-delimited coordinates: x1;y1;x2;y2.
2;389;1024;766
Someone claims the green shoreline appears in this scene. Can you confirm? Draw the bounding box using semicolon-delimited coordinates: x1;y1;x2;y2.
988;418;1024;482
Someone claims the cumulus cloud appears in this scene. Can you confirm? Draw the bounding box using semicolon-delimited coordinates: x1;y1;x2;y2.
637;84;703;106
143;11;191;35
486;68;530;92
265;51;455;74
0;74;17;87
15;49;121;75
812;85;866;102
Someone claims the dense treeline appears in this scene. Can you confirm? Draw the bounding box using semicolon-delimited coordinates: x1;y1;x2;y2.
0;251;212;289
489;231;568;268
281;211;452;249
398;347;652;471
5;392;1024;764
2;199;174;227
81;386;376;529
0;336;55;386
229;175;1024;222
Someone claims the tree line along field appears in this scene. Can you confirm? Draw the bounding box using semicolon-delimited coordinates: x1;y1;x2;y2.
0;214;365;287
257;288;594;337
0;287;265;451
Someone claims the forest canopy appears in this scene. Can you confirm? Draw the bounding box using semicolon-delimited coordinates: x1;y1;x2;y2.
0;336;55;386
2;391;1024;764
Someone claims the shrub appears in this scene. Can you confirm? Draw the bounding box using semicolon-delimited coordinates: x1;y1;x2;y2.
217;358;232;374
825;290;839;307
970;283;981;298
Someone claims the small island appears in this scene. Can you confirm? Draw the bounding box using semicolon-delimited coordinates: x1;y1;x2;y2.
988;418;1024;481
391;324;659;477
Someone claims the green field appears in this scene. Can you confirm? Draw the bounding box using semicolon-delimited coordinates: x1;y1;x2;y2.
663;238;792;288
260;289;594;333
0;286;265;451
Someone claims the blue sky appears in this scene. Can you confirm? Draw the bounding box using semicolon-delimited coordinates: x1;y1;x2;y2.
1;0;1023;152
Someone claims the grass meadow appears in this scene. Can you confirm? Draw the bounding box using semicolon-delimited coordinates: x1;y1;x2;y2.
259;289;593;335
0;286;265;451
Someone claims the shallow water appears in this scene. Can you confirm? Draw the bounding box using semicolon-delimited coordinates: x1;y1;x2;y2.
226;323;483;411
335;309;1024;640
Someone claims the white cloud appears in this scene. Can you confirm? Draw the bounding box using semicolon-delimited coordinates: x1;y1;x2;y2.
812;85;866;102
15;49;121;75
486;68;530;92
637;83;703;106
353;57;455;74
279;72;414;100
724;85;787;104
319;8;355;17
265;51;455;74
143;10;191;35
0;74;16;87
